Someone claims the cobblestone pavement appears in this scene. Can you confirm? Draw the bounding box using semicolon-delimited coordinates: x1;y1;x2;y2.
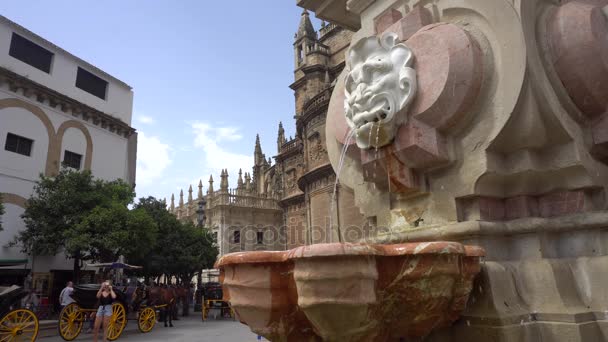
40;313;267;342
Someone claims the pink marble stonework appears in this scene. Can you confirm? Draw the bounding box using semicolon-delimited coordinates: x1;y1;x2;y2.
216;242;485;341
547;0;608;163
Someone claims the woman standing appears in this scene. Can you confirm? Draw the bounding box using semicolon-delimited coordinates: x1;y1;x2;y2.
93;281;116;342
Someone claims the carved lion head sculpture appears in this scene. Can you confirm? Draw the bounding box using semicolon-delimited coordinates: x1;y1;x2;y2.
344;32;417;149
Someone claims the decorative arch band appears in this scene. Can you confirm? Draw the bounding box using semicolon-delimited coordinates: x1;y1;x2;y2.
0;98;93;175
0;192;27;208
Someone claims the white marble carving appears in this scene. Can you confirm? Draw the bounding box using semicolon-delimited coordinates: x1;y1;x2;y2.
344;32;417;149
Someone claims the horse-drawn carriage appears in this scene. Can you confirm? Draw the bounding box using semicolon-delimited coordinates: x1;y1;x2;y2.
58;284;158;341
0;285;39;342
200;282;233;321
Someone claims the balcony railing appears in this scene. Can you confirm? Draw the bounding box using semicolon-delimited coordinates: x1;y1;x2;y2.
302;88;331;115
208;189;281;210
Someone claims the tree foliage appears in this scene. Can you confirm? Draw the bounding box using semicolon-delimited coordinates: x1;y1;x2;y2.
13;169;157;279
14;171;218;283
132;197;218;284
162;222;218;284
66;203;156;263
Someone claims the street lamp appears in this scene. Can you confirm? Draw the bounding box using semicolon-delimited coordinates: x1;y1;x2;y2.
195;197;207;312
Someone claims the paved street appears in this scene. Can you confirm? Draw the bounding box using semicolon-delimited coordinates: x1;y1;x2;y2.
40;314;266;342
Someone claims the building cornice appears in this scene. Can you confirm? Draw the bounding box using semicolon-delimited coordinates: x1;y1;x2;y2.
279;193;305;207
296;0;361;30
289;64;328;90
297;163;335;191
0;66;136;138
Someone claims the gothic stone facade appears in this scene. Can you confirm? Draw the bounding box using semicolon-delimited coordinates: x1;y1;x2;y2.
170;11;369;255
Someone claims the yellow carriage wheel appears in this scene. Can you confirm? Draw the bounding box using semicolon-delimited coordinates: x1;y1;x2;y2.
58;303;83;341
137;307;156;333
0;308;39;342
106;303;126;341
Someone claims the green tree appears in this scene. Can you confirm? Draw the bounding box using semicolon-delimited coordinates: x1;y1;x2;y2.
131;197;177;281
13;168;156;281
66;203;157;264
164;222;218;285
131;196;218;285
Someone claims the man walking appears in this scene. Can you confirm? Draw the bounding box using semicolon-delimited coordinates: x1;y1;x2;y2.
59;281;75;312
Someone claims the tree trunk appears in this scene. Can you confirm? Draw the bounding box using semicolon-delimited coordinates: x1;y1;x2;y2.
182;275;190;316
72;253;80;284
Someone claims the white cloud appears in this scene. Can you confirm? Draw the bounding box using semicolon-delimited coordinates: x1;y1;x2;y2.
190;121;253;188
135;114;156;125
136;131;172;187
217;127;242;141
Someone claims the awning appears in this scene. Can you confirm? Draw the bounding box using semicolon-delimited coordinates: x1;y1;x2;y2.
0;259;29;267
86;262;142;270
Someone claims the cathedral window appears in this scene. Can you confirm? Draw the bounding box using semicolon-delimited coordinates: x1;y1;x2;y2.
297;46;303;64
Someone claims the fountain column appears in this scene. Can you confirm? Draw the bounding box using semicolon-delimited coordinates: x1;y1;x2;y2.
304;0;608;340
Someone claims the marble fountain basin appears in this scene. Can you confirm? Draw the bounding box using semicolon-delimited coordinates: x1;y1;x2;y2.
215;242;484;342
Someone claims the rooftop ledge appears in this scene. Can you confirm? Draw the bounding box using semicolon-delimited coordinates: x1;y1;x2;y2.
297;0;363;30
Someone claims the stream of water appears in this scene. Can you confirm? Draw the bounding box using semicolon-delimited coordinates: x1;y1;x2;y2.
329;129;356;243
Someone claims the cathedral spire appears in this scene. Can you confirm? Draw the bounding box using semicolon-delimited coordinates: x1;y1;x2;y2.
277;122;286;151
245;172;251;191
198;180;203;200
296;9;317;41
208;175;214;194
255;134;262;154
237;168;244;189
254;134;264;166
220;169;229;191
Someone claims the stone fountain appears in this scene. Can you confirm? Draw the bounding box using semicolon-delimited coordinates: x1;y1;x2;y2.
218;242;483;341
217;0;608;341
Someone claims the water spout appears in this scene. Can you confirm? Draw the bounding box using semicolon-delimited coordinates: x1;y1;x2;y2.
330;129;356;243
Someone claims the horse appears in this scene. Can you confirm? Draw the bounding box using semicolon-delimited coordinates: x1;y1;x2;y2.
132;284;177;327
131;285;147;312
172;285;191;317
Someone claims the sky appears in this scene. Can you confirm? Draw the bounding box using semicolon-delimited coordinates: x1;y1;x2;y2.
2;1;323;202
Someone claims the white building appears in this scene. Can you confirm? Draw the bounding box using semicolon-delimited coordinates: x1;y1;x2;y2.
0;15;137;297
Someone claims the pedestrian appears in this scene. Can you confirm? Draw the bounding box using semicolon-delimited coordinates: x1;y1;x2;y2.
58;281;75;312
85;312;95;334
93;280;116;342
21;289;38;310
